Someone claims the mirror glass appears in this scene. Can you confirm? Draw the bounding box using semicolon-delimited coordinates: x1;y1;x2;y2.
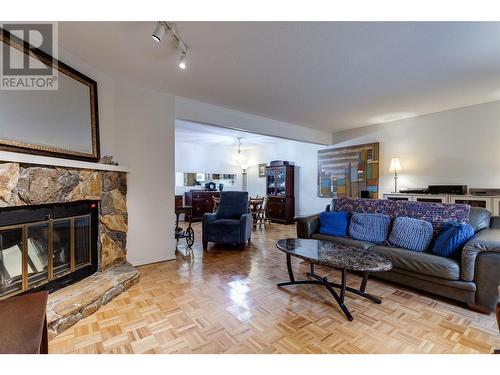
0;30;99;161
0;74;94;154
175;172;236;187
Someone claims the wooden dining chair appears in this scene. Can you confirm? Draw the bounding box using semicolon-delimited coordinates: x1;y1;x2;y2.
259;196;271;227
248;196;264;226
212;196;220;213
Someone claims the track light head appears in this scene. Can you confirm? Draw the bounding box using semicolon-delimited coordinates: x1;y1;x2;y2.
152;22;165;42
178;52;187;70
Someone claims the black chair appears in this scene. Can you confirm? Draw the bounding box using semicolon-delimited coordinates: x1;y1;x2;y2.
202;191;252;250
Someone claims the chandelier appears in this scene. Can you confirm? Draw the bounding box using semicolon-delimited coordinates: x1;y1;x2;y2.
232;137;248;170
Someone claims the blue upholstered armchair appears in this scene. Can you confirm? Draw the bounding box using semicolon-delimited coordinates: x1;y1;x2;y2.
202;191;252;250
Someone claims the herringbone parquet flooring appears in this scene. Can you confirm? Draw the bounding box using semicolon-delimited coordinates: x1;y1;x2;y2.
49;222;500;354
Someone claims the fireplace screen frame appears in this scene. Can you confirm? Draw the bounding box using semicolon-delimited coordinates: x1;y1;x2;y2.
0;201;98;299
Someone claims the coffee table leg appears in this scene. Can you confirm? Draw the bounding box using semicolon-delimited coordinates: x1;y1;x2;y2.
322;279;353;321
279;262;353;321
304;268;382;309
339;268;347;303
285;253;295;282
360;272;369;293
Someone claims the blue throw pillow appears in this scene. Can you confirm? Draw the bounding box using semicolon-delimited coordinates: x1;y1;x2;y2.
349;212;391;244
432;221;475;258
319;211;349;237
388;217;433;252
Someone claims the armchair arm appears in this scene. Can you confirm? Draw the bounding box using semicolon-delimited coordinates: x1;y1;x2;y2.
202;213;218;242
295;214;320;239
461;228;500;281
202;212;217;223
240;213;252;243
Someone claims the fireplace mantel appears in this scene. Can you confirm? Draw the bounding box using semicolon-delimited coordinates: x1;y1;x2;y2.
0;151;130;173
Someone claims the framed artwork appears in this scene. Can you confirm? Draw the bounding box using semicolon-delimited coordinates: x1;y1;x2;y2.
317;142;379;199
258;163;267;177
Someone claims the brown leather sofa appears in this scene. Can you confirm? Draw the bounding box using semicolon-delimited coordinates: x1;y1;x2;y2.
296;204;500;313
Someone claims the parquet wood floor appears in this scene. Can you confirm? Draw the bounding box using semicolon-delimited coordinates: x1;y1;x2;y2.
49;222;500;354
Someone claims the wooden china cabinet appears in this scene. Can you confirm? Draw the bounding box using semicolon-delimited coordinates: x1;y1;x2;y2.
265;165;295;224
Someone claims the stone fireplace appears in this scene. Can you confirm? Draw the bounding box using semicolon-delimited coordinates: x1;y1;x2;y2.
0;161;138;337
0;200;99;298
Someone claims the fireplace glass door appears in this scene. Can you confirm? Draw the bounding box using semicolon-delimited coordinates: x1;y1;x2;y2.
0;227;23;297
53;219;71;277
0;214;92;298
75;216;90;266
27;222;49;287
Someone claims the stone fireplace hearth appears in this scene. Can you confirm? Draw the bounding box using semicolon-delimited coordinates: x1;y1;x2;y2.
0;161;138;338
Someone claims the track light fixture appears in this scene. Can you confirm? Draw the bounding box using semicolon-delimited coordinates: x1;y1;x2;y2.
178;52;187;70
151;22;189;70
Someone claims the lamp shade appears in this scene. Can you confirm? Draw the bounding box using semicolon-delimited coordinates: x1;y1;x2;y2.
389;158;402;172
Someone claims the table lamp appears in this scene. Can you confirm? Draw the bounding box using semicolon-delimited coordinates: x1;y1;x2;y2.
389;158;402;193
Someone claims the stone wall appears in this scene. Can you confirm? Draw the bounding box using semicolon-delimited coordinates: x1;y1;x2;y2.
0;162;127;270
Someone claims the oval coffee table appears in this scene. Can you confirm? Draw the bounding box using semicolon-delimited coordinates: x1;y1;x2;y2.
276;238;392;321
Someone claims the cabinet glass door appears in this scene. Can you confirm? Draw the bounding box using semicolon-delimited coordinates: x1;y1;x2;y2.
266;169;276;195
276;168;286;196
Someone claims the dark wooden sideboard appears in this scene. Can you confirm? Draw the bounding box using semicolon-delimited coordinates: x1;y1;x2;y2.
184;191;220;221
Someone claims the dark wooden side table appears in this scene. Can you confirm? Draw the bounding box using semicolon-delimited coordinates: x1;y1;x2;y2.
0;291;49;354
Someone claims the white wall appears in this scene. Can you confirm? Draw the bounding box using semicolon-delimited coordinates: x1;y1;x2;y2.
57;49;177;266
331;100;500;194
244;100;500;218
114;84;176;265
245;141;331;216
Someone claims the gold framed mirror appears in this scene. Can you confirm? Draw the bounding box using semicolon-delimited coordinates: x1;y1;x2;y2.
0;27;100;162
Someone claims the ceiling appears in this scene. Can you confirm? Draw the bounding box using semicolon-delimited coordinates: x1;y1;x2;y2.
175;120;284;146
59;22;500;133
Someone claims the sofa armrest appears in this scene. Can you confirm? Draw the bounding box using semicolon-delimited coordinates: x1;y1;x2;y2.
295;214;320;239
473;251;500;312
490;216;500;229
461;228;500;281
